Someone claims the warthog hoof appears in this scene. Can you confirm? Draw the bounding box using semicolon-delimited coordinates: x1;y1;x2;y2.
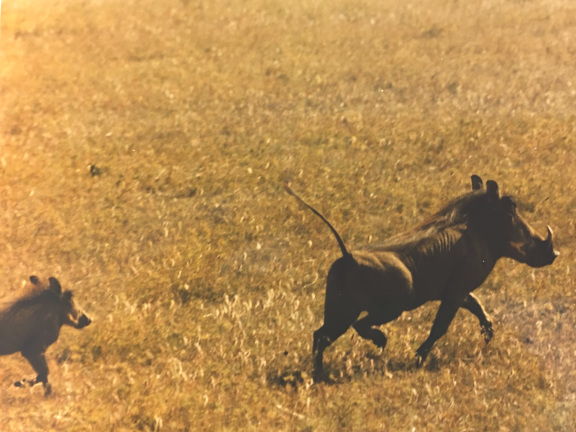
415;348;429;368
371;332;388;349
481;322;494;344
14;378;35;388
313;369;326;383
312;367;337;384
14;378;51;396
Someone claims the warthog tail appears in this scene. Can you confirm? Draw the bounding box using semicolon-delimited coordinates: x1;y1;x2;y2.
284;183;351;258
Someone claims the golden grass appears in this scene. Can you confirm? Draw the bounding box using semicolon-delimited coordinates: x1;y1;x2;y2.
1;0;576;430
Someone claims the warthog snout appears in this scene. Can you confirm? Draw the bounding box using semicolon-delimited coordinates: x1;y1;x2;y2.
523;226;560;268
60;287;92;330
76;314;92;329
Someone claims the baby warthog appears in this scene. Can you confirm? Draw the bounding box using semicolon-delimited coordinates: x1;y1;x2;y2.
286;175;559;380
0;276;91;395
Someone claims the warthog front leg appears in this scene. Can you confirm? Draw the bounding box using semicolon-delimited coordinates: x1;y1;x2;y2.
416;299;460;367
17;350;52;396
460;293;494;343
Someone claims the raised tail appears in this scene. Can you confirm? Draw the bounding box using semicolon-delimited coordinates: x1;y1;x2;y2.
284;183;351;258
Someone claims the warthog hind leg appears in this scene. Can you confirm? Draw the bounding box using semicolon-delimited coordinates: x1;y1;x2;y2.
313;327;340;382
313;309;360;382
312;327;330;380
352;315;388;349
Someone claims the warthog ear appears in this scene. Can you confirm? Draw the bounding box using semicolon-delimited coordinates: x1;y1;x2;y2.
29;275;40;286
48;277;62;295
486;180;499;199
471;175;483;190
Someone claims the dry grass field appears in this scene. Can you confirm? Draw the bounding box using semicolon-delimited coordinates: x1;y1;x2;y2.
1;0;576;430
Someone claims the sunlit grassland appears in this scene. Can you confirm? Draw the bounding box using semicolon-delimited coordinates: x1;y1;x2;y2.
1;0;576;430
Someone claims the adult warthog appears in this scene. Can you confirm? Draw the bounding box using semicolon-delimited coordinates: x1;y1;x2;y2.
285;175;559;381
0;276;91;395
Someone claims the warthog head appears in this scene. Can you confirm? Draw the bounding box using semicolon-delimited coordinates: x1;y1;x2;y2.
61;289;92;329
32;276;92;329
471;178;559;268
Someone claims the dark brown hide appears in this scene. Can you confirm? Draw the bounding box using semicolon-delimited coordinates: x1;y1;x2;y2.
286;175;559;380
0;276;91;395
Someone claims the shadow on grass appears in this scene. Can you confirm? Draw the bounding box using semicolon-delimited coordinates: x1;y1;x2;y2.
268;368;315;390
268;354;443;390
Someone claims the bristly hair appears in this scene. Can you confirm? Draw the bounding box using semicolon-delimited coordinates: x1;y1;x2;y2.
413;189;486;232
362;189;503;251
1;284;61;313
